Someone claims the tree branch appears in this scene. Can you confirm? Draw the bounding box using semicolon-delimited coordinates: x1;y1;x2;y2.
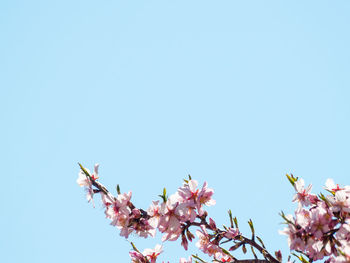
78;163;280;263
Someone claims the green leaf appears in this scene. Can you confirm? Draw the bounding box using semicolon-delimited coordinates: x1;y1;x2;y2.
130;242;140;253
292;253;310;263
228;210;234;228
285;173;298;187
192;254;208;263
248;219;255;240
279;211;294;225
233;216;239;229
319;192;331;206
256;236;266;249
251;246;258;259
159;187;168;202
78;163;91;178
221;248;232;256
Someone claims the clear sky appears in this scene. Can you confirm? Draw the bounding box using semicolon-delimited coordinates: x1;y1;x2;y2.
1;1;350;262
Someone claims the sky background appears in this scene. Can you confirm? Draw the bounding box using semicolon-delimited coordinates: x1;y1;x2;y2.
1;1;350;262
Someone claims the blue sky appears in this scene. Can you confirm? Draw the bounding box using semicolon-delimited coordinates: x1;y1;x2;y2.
2;1;350;262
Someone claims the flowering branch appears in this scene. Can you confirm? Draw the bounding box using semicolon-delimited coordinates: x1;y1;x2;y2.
77;164;350;263
77;163;281;263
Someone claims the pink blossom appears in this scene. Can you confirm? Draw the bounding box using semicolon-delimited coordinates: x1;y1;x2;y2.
131;215;156;238
143;244;163;263
177;180;216;217
306;240;331;261
208;217;217;230
76;170;91;187
148;201;161;229
327;190;350;213
176;180;200;222
178;180;199;203
325;179;344;193
181;234;189;250
295;208;311;229
129;245;163;263
224;227;240;239
196;182;216;215
196;225;221;257
215;254;234;262
77;164;100;206
103;191;156;238
158;194;183;241
129;251;147;263
85;187;95;207
76;164;99;187
309;205;332;239
102;191;135;238
293;178;313;207
279;214;306;252
179;256;192;263
336;219;350;241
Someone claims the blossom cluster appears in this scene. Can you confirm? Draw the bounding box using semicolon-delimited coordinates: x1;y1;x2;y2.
77;164;242;262
280;176;350;262
80;164;350;263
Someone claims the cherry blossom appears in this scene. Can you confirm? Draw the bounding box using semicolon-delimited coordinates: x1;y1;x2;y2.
195;225;222;257
292;178;313;207
224;227;240;239
280;177;350;262
326;190;350;213
76;164;97;206
130;251;147;263
179;256;192;263
143;244;163;263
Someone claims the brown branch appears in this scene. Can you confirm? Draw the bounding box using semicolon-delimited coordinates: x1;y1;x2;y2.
189;220;279;263
240;236;279;263
235;260;269;263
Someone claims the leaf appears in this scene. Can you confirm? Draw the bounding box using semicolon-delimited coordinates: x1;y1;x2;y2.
228;210;234;228
256;236;266;249
159;187;168;202
251;246;258;259
279;211;294;225
319;192;331;207
221;248;232;256
192;254;208;263
78;163;91;178
233;216;239;229
229;242;242;251
248;219;255;240
242;244;247;254
130;242;140;253
286;173;298;187
291;253;311;263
